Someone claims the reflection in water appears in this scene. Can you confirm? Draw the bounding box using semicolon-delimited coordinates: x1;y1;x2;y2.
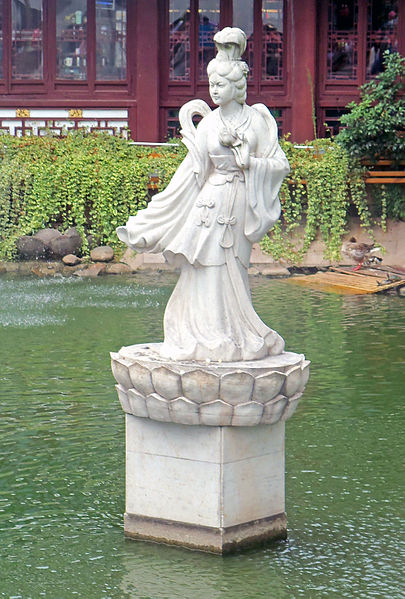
0;274;403;598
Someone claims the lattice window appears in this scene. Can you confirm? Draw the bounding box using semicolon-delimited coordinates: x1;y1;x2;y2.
327;0;358;80
262;1;283;81
168;2;286;86
323;108;349;137
198;0;220;80
169;1;191;81
56;0;87;80
12;0;43;80
366;0;399;78
96;0;127;81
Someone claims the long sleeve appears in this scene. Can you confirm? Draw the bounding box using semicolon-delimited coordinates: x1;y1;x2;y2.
116;154;200;254
243;134;289;243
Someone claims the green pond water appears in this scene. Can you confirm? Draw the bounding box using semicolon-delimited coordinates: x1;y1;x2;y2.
0;273;404;599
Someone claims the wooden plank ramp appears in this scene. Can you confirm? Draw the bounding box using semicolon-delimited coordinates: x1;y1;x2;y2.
288;267;405;295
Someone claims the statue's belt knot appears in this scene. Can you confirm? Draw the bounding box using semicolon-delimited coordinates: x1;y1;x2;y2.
196;197;215;227
217;215;237;249
196;198;215;209
217;215;237;226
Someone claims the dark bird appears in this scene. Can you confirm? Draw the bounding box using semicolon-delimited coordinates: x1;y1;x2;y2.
341;237;383;271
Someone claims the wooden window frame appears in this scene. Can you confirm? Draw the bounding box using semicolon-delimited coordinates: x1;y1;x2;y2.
160;0;291;138
161;0;289;100
319;0;405;97
317;0;405;137
318;0;367;95
0;0;130;96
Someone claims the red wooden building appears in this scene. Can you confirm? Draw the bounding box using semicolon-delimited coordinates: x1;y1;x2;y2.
0;0;403;141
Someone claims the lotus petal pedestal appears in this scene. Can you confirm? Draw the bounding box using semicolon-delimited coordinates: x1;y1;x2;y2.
111;344;309;553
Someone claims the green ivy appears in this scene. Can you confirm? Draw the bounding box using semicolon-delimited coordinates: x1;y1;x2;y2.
370;184;405;222
0;132;185;259
260;138;372;262
0;130;395;264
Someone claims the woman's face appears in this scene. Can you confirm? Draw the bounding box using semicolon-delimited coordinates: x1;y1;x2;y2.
209;73;234;106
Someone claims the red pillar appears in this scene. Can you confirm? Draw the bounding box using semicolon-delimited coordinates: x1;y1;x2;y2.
133;0;160;141
289;0;317;142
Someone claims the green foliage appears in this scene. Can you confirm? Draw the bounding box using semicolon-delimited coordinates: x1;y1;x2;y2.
336;52;405;162
334;52;405;229
0;130;396;265
0;132;185;259
370;184;405;222
260;138;372;262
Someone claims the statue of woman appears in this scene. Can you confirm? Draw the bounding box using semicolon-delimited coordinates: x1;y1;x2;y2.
117;27;290;362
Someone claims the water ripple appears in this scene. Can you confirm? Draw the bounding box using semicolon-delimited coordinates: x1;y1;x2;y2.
0;275;404;598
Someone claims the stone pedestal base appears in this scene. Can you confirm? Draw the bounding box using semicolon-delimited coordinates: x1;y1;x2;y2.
124;416;287;553
112;343;310;553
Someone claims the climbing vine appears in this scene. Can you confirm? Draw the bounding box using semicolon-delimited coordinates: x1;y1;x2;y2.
0;130;393;263
0;132;185;259
260;138;372;262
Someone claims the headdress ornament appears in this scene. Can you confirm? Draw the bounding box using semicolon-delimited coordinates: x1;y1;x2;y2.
213;27;247;61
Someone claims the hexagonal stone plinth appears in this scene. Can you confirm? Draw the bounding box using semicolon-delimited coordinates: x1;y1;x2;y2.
111;343;310;426
113;346;310;554
124;417;288;553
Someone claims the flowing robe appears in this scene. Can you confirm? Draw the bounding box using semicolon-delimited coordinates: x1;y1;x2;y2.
117;104;290;361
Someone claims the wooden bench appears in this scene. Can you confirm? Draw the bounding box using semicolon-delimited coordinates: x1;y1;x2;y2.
364;159;405;184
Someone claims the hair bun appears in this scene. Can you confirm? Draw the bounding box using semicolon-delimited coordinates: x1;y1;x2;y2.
213;27;247;61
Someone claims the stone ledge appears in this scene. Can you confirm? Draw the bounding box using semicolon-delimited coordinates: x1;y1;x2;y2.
124;512;287;554
111;343;309;426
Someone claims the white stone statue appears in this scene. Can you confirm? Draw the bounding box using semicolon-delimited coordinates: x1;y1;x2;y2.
117;27;290;362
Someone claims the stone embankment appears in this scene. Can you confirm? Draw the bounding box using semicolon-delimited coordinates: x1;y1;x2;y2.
114;218;405;276
1;219;404;280
0;227;133;278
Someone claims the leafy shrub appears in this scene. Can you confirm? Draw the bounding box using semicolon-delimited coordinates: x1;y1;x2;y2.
261;54;405;263
336;52;405;163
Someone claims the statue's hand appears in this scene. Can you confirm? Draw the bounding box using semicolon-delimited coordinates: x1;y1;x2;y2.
240;138;250;169
234;137;250;170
